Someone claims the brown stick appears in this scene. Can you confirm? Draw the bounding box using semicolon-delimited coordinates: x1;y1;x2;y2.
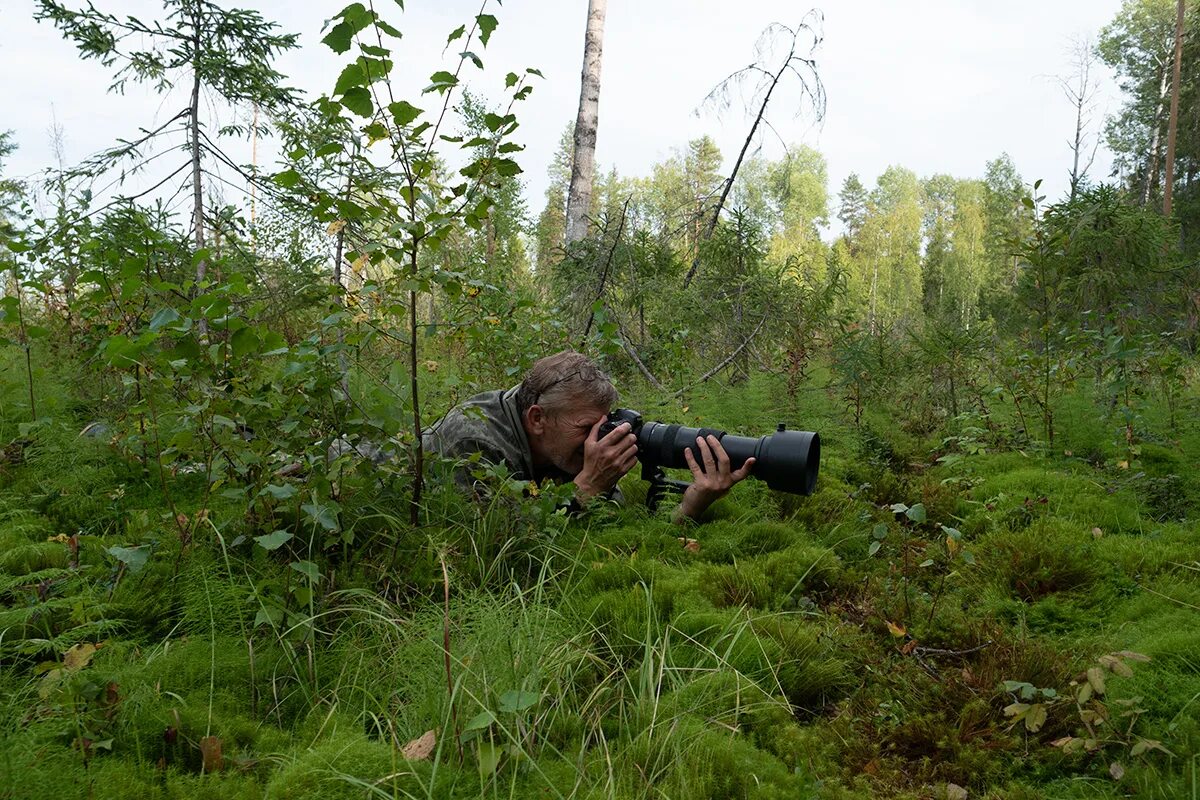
579;198;629;343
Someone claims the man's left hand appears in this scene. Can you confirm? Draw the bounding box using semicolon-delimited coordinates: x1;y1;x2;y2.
676;435;754;521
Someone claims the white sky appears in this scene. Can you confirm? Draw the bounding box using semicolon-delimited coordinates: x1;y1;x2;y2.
1;0;1123;237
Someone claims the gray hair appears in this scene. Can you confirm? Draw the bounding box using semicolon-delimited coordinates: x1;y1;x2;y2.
515;351;617;417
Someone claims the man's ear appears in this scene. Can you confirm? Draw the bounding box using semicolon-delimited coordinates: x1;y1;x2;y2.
524;404;547;436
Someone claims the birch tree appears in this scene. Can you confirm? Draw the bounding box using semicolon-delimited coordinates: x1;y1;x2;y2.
565;0;607;245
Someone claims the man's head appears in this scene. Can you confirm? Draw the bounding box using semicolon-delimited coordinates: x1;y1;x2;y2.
517;351;617;476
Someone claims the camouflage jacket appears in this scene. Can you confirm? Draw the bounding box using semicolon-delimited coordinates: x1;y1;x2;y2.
422;386;571;487
422;386;621;503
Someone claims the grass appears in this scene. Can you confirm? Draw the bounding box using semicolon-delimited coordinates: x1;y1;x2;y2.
1;361;1198;799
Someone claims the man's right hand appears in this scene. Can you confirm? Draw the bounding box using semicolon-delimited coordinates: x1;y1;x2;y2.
573;419;638;499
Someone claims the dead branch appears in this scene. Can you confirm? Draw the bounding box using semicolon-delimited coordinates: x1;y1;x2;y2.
671;315;768;398
683;12;825;289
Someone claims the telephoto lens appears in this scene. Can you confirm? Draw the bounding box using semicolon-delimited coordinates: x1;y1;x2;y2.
599;409;820;496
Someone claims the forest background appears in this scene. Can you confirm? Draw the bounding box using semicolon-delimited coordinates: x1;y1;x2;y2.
1;0;1199;798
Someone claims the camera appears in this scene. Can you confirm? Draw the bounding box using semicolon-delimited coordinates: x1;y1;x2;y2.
598;408;820;499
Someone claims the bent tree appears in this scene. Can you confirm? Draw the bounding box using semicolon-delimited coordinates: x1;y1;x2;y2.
683;12;826;288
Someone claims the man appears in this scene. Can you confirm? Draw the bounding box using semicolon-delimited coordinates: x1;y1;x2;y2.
422;350;753;521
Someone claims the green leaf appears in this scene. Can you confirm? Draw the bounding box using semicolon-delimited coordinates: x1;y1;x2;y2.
447;24;465;45
334;63;365;96
108;545;150;574
274;169;302;188
340;86;374;117
254;530;294;550
477;741;501;776
148;307;181;332
505;72;519;88
290;560;321;583
868;541;881;556
425;71;458;93
322;3;373;54
905;503;927;523
302;502;339;531
476;14;498;46
871;523;888;540
376;18;403;39
263;484;298;500
231;326;259;358
463;710;496;731
389;100;423;126
497;690;539;713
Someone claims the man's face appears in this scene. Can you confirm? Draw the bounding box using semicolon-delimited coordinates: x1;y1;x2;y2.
530;402;610;476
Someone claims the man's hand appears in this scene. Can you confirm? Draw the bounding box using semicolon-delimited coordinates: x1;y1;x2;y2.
573;418;638;499
675;435;755;521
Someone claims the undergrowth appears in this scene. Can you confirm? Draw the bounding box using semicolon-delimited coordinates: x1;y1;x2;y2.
1;368;1197;799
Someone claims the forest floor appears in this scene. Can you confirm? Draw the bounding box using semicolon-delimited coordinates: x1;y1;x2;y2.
1;367;1198;799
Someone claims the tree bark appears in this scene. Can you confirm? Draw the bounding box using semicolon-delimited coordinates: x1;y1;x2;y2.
1143;63;1169;206
1164;0;1186;216
565;0;606;245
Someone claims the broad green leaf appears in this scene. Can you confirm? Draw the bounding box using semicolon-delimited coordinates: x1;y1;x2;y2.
148;307;181;332
340;86;374;117
446;24;465;45
322;3;373;54
108;545;150;574
476;14;497;46
425;71;458;93
274;169;302;188
302;502;339;531
868;541;881;556
290;560;321;583
477;741;501;776
333;63;365;95
905;503;926;523
262;484;298;500
389;100;423;126
231;326;259;358
463;710;496;731
497;690;539;713
254;530;294;550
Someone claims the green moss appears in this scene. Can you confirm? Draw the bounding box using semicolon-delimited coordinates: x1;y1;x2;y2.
265;732;407;800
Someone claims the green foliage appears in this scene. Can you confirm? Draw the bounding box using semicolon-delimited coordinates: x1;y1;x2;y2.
3;2;1200;798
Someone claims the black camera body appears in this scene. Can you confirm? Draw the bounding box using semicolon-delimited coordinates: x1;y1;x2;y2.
599;408;820;504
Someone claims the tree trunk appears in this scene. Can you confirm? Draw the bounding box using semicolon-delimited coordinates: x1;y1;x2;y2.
565;0;606;245
189;40;208;336
1164;0;1186;216
1143;63;1169;206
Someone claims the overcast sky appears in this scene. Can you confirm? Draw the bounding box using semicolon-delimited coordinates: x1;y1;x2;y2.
1;0;1124;237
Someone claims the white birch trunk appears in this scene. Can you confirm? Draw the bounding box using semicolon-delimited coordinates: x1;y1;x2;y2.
565;0;606;245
